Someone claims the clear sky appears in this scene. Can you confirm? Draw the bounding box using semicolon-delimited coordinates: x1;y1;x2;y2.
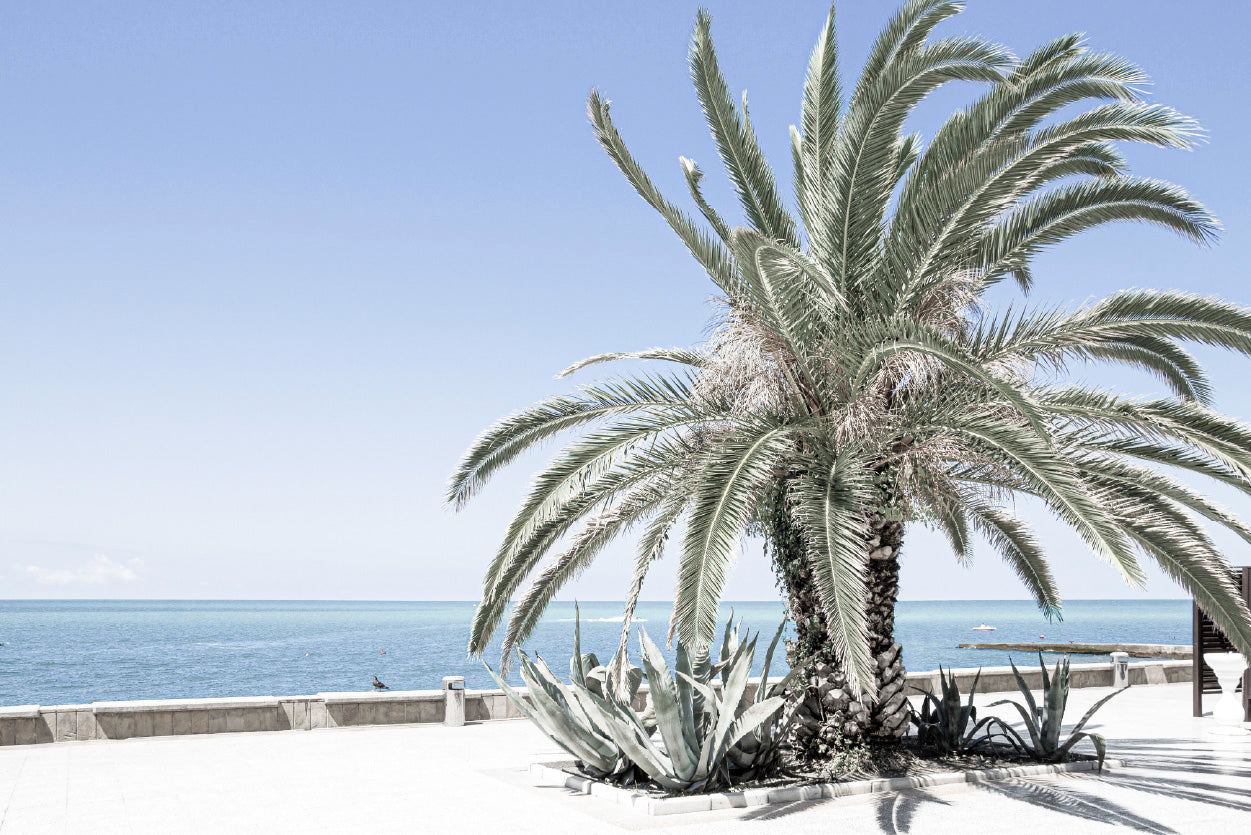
3;1;1251;603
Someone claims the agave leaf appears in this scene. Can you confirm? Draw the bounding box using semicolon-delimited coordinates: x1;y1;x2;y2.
691;645;713;717
524;655;607;749
509;662;621;772
765;664;804;701
720;611;737;682
757;618;788;700
638;629;700;780
520;652;565;703
581;696;687;791
971;715;1028;753
1007;657;1041;722
584;665;608;699
989;697;1044;752
1059;730;1108;771
702;635;757;773
1041;654;1069;751
674;642;700;750
571;602;586;685
716;696;787;763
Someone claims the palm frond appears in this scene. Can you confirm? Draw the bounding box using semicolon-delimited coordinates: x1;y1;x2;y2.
690;11;798;245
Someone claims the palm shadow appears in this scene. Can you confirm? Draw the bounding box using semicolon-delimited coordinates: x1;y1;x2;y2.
865;733;1251;833
873;787;952;833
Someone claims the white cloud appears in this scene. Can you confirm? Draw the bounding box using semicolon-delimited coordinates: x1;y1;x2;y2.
24;554;144;585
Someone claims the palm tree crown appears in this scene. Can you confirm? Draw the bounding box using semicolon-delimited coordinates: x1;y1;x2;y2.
449;0;1251;697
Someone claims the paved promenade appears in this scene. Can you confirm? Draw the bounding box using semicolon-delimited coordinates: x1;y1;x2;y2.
0;682;1247;833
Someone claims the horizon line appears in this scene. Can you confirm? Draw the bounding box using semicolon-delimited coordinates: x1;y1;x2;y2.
0;597;1193;603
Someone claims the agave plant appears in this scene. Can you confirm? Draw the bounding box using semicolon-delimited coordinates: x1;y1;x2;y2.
990;653;1123;770
452;0;1251;755
488;612;792;791
591;627;786;792
911;666;1015;755
719;616;802;780
483;609;646;780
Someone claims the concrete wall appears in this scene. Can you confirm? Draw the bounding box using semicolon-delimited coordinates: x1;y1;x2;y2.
0;659;1191;748
904;659;1191;696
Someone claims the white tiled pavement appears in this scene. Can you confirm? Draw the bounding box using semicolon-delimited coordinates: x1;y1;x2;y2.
0;682;1248;834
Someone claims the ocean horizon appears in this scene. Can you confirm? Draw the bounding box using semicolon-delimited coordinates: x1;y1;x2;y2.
0;598;1193;707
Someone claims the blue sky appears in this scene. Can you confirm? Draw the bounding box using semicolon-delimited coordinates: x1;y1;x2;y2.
3;1;1251;603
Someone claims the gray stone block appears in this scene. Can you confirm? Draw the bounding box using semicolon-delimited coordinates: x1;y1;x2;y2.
293;700;307;730
1165;664;1191;683
226;709;246;733
334;704;358;727
207;710;227;734
0;719;15;746
56;711;76;742
259;708;278;732
172;711;192;735
15;718;37;746
35;715;54;744
94;714;115;739
76;710;96;741
153;711;173;738
134;712;154;738
243;709;261;733
310;702;328;730
191;711;209;735
278;702;295;730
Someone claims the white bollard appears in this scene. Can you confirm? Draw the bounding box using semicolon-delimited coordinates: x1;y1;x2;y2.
442;676;465;727
1204;653;1250;734
1110;651;1130;690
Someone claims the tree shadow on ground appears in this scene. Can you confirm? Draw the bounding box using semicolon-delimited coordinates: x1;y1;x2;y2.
739;797;828;821
873;788;952;833
864;734;1251;833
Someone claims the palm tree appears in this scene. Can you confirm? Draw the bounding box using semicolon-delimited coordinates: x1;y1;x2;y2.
448;0;1251;753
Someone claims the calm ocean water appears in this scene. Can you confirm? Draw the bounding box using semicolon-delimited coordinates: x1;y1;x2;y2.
0;599;1190;707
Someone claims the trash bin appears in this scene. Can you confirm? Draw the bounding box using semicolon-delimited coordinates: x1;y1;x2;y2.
442;676;465;727
1111;651;1130;690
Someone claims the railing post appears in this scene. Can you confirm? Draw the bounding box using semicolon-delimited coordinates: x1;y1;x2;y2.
442;676;465;727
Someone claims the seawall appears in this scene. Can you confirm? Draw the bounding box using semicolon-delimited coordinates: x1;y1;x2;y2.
0;658;1191;747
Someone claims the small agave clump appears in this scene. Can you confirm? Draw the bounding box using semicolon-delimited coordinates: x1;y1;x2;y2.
910;666;1017;755
991;652;1124;771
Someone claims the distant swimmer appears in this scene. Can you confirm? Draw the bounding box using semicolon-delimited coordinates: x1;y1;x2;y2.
372;676;389;691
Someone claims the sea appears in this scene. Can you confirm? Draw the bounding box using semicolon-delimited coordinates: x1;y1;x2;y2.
0;599;1192;707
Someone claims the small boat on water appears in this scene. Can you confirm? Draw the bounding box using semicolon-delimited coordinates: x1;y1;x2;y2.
972;624;996;631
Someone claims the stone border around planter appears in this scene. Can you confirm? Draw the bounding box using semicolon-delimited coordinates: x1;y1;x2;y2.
528;758;1126;817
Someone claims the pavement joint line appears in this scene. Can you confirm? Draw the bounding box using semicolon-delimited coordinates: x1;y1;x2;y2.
528;757;1128;817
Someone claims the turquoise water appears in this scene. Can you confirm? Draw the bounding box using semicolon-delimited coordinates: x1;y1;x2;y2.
0;599;1190;706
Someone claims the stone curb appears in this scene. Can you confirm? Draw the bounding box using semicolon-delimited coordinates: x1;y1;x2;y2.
528;758;1126;817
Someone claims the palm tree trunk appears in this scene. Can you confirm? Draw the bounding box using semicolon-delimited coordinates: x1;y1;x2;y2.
767;486;910;758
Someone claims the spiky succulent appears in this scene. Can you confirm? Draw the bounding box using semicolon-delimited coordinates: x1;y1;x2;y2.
991;653;1124;770
487;612;793;791
451;0;1251;699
